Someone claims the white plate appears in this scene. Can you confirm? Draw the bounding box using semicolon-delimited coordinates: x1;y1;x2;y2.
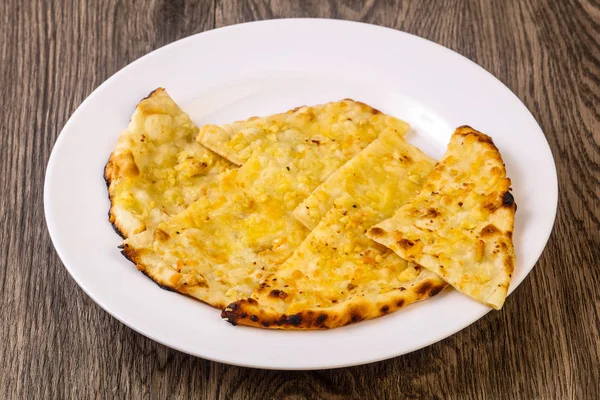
44;19;557;370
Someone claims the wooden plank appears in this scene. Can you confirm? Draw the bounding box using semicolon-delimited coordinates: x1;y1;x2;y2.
0;0;598;398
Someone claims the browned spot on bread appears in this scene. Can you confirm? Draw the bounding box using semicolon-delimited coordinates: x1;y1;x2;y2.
269;289;288;299
380;305;390;313
398;239;414;249
481;224;500;236
247;298;258;305
347;283;357;290
428;283;446;298
250;315;258;322
425;208;440;218
398;154;413;164
369;227;385;237
396;299;405;307
154;229;170;242
505;255;515;274
350;313;363;323
286;314;302;326
316;314;328;326
415;281;433;296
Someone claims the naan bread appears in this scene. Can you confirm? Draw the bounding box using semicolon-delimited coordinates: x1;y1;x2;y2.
122;119;396;308
197;99;409;165
223;131;446;329
368;126;516;309
104;88;235;237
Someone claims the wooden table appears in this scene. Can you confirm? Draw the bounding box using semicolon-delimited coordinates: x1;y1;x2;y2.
2;0;598;398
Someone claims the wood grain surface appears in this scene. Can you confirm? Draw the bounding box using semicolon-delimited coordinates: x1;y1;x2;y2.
1;0;598;398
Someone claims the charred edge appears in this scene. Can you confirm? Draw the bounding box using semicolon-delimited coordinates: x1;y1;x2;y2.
287;314;302;326
502;191;515;207
221;307;239;325
456;126;495;145
103;158;113;188
141;87;165;102
428;283;446;298
396;299;405;307
250;315;259;322
110;219;127;239
139;269;177;293
316;314;328;327
104;160;127;240
120;246;135;263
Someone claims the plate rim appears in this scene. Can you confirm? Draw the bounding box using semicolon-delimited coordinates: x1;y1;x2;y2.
44;18;558;370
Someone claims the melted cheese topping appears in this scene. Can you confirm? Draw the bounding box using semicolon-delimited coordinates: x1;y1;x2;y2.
232;131;440;317
105;88;235;237
249;195;440;314
196;99;409;165
123;115;392;308
368;127;515;309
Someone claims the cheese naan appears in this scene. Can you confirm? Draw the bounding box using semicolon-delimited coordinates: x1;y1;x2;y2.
223;130;447;329
104;88;235;237
368;126;516;309
122;116;403;308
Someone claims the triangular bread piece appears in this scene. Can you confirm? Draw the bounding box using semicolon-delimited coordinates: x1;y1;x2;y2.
121;124;398;309
104;88;235;237
222;131;447;329
196;99;409;165
368;126;516;309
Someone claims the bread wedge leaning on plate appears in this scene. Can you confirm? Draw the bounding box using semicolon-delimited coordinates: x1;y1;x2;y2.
368;126;516;310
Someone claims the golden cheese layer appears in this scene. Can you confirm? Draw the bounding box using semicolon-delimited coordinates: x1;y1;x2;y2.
122;113;397;309
196;99;410;165
104;88;235;237
223;131;446;329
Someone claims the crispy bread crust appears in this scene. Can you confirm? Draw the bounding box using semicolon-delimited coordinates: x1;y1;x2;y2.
222;271;447;330
369;126;516;310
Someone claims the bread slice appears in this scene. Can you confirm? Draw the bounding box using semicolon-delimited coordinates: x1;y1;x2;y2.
104;88;235;238
368;126;516;309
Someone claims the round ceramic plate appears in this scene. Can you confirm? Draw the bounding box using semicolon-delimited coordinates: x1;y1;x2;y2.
44;19;557;370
